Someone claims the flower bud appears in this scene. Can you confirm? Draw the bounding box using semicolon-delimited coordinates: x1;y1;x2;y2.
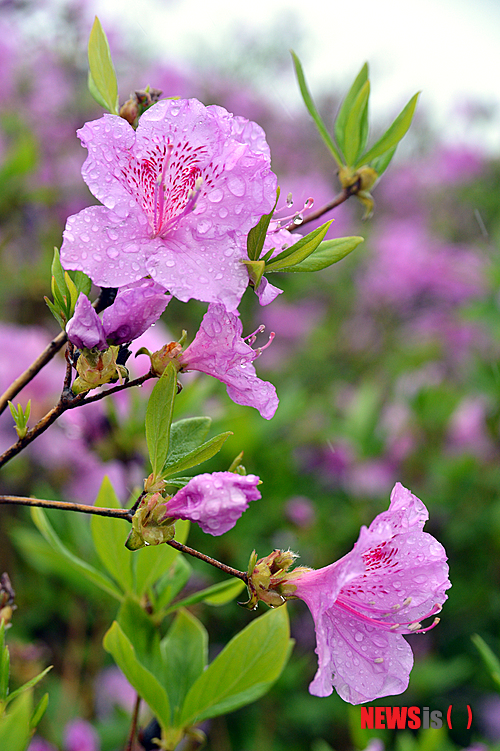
72;346;128;394
240;549;312;609
0;573;16;627
125;492;176;550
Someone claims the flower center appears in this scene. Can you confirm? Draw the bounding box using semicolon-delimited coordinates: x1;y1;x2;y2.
123;141;208;238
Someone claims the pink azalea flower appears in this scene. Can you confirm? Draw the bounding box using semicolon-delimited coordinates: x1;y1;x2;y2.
291;483;450;704
178;303;279;419
60;99;277;311
63;718;100;751
66;281;170;350
163;471;261;535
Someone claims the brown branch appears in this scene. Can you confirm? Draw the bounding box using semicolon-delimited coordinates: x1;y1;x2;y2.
286;186;358;232
0;371;156;470
125;694;141;751
0;330;68;417
0;494;133;520
167;539;248;583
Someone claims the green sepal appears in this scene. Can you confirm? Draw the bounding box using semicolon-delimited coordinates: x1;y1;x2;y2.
264;221;332;272
87;17;119;114
291;51;343;167
242;260;266;290
162;431;233;479
246;187;280;261
178;605;291;726
354;92;420;168
145;362;178;480
275;236;364;272
334;62;369;162
342;79;370;165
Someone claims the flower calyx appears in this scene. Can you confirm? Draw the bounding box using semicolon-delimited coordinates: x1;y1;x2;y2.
72;345;128;394
338;164;378;219
125;491;176;550
240;549;312;610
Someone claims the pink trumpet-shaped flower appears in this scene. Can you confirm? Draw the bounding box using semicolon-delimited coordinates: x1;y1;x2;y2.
66;281;170;351
60;99;277;311
163;471;261;535
178;303;279;419
292;483;450;704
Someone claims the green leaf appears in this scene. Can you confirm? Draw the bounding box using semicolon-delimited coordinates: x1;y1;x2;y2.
88;70;111;110
87;17;119;114
370;145;397;178
247;188;280;261
5;666;52;706
265;222;332;272
70;269;92;298
334;63;369;161
30;693;49;732
166;577;245;613
343;80;370;165
355;92;420;168
91;476;134;593
162;431;233;478
291;51;343;167
134;520;190;599
179;605;291;726
146;363;177;479
0;622;9;703
165;417;212;468
103;621;171;729
154;554;192;613
30;508;123;601
276;236;364;273
0;690;32;751
472;633;500;687
161;610;208;723
117;597;162;677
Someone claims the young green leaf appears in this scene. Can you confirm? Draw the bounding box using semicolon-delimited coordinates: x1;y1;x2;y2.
5;666;52;706
472;633;500;688
334;63;369;161
162;431;233;478
30;507;123;601
179;605;291;726
247;187;280;261
146;362;178;479
0;622;9;703
276;236;364;273
355;92;420;168
88;17;119;114
91;476;134;594
153;554;192;613
264;221;332;272
343;80;370;165
0;690;32;751
161;610;208;723
370;145;397;178
30;692;49;732
291;51;343;167
103;621;171;729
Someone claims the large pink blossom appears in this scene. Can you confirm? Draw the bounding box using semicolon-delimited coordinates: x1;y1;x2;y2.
291;483;450;704
60;99;277;311
163;471;261;535
178;303;278;419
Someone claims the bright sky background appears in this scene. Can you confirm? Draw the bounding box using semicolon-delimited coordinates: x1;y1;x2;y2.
96;0;500;152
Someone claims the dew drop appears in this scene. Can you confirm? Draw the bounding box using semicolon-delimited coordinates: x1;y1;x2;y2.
207;188;223;203
107;248;119;259
227;176;245;197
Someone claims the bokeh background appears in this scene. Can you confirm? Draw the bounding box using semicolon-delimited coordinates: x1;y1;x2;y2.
1;0;500;749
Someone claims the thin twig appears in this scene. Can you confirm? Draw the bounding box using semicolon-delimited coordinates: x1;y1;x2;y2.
125;694;141;751
0;371;155;470
0;494;133;520
167;539;248;583
0;330;68;417
285;186;356;232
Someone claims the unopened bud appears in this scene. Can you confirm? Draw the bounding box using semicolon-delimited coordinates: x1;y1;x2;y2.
125;492;176;550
